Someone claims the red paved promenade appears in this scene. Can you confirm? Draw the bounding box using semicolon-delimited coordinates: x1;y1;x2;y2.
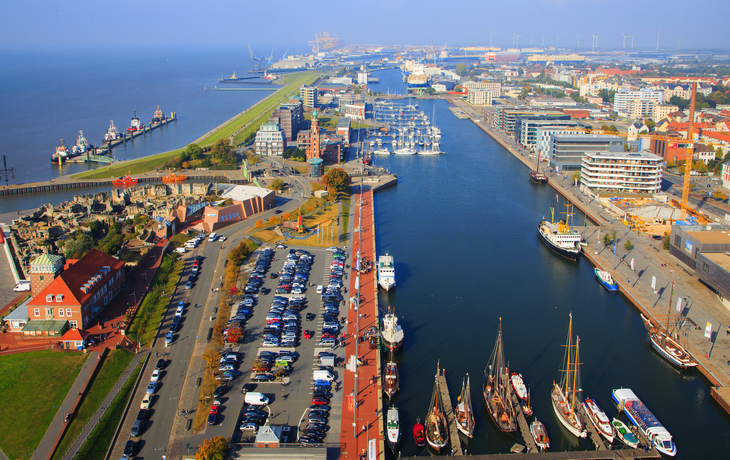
339;189;385;460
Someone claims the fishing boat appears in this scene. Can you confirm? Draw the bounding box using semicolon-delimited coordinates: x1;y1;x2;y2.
611;418;639;448
530;419;550;451
538;203;583;260
381;306;404;351
72;130;92;155
51;139;70;164
413;418;426;448
386;406;401;452
530;150;548;184
104;120;122;143
455;374;475;438
613;388;676;456
550;314;587;438
162;172;188;183
377;252;396;291
151;105;165;123
425;363;449;452
595;268;619;291
583;398;616;443
127;109;142;132
383;348;399;399
112;173;138;187
483;318;518;432
643;272;698;369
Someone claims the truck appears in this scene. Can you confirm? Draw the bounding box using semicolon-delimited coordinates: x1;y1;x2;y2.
13;280;30;292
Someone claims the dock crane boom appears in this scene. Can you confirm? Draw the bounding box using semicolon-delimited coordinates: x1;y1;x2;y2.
681;83;697;218
247;43;263;71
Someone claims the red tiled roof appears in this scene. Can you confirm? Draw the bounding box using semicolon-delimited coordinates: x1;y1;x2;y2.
703;131;730;143
61;328;90;341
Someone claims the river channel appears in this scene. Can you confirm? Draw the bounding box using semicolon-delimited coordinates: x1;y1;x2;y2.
369;71;730;458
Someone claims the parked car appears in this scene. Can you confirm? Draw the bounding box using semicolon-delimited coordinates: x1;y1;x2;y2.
150;369;160;383
123;440;135;457
146;381;157;394
140;393;152;409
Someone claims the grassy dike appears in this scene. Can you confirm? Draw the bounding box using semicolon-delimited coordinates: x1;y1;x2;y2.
73;72;320;180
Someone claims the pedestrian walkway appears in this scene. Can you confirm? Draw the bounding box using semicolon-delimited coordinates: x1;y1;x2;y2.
34;351;102;460
60;351;147;460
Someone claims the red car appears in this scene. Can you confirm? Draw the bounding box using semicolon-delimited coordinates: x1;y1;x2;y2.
312;397;328;405
321;332;337;339
304;330;313;339
210;405;219;415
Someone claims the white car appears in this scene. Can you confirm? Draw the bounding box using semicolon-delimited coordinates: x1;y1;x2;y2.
151;369;160;383
326;247;339;252
140;393;152;409
276;244;286;249
219;364;236;372
219;236;226;241
176;301;184;315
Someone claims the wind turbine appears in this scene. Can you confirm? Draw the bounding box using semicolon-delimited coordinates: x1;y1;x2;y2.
621;33;629;49
542;35;545;47
677;36;682;50
515;34;522;48
656;28;663;51
631;33;635;49
530;33;533;46
591;33;599;52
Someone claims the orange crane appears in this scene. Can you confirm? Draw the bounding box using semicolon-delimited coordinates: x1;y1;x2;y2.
681;83;697;218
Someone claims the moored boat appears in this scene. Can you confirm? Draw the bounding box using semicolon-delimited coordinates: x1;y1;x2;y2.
51;138;70;164
162;172;188;183
383;349;399;399
112;173;138;187
127;109;142;132
538;203;582;260
413;418;426;448
386;406;401;452
425;364;449;451
455;374;475;438
613;388;676;456
551;314;587;438
583;398;616;443
595;268;618;291
611;418;639;448
152;105;165;123
104;120;122;143
483;318;518;432
381;307;404;351
530;419;550;451
378;252;396;291
530;150;548;184
72;130;92;155
510;373;528;400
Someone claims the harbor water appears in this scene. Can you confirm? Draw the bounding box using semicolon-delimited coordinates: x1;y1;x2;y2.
372;81;730;457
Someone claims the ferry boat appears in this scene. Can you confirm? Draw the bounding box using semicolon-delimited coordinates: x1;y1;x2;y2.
595;268;618;291
162;172;188;183
112;174;138;187
551;314;587;438
455;374;475;438
104;120;122;143
378;253;396;290
72;130;92;155
583;398;616;443
530;419;550;451
127;109;142;132
612;418;639;448
538;203;583;260
386;406;401;452
381;306;404;351
151;105;165;123
413;418;426;448
425;363;449;452
613;388;676;456
51;138;71;164
483;318;518;432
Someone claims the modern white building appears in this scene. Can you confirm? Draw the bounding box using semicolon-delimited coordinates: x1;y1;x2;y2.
462;81;502;98
535;126;585;156
299;85;318;108
254;122;285;156
549;134;624;172
467;89;492;106
581;150;663;194
613;88;664;114
529;97;578;108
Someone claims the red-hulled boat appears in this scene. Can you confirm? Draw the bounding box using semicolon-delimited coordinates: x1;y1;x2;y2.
413;417;426;448
112;174;138;187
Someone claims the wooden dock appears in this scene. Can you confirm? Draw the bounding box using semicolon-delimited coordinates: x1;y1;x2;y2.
510;391;538;453
436;370;463;456
577;403;607;450
401;448;659;459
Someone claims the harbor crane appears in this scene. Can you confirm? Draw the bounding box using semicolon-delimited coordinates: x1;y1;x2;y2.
247;43;264;71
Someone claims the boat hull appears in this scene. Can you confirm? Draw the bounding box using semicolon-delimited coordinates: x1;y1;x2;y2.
538;224;581;260
583;399;615;443
595;269;619;291
379;279;395;291
550;385;586;438
482;384;518;433
530;171;548;184
649;331;698;368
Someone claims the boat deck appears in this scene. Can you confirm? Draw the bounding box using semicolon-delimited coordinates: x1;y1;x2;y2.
577;403;607;450
436;371;463;456
510;392;537;452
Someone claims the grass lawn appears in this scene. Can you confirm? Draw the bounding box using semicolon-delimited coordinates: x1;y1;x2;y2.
51;349;135;460
0;350;87;460
73;360;143;460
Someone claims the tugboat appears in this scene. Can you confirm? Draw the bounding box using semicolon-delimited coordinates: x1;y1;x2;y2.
162;171;188;183
127;109;142;132
51;139;70;164
386;406;401;452
151;105;165;124
104;120;122;143
112;173;138;187
72;130;92;155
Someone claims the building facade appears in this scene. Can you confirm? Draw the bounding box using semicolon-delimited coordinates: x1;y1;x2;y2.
336;117;351;145
514;115;575;148
344;103;365;120
549;134;624;172
254;122;286;157
613;89;663;114
29;253;65;299
462;81;502;98
580;150;663;194
467;89;492;106
300;85;318;108
270;100;304;142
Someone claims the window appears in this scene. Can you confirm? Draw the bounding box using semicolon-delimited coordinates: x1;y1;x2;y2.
66;308;72;317
34;308;40;317
104;295;108;305
55;294;63;302
40;275;44;281
702;262;710;274
70;321;77;329
46;294;53;302
58;309;64;317
674;235;681;247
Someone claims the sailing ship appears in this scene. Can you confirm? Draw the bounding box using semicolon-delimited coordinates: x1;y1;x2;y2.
51;138;70;164
381;306;404;351
104;120;122;143
530;419;550;450
413;418;426;448
529;150;548;184
383;348;399;399
595;268;619;291
455;374;475;438
425;363;449;451
162;171;188;183
538;203;583;260
611;418;639;448
583;398;616;443
643;272;698;369
386;406;401;452
378;252;396;291
550;314;587;438
483;318;518;432
112;173;138;187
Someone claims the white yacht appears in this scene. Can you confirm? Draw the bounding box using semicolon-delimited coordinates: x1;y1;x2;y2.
378;253;396;290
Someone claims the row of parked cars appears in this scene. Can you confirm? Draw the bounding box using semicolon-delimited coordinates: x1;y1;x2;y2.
207;351;241;425
125;357;169;456
185;255;203;290
244;248;274;294
262;295;306;348
275;249;314;295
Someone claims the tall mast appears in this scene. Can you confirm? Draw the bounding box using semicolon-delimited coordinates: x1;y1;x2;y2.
564;314;573;397
571;336;580;417
666;271;675;334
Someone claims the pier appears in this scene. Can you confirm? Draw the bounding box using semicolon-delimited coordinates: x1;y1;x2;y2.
577;404;607;450
436;370;463;456
510;392;537;453
401;449;659;459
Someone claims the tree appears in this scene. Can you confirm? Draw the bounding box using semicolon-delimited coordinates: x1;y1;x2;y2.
290;149;306;162
282;212;292;222
598;89;616;103
202;348;221;372
662;234;671;250
519;86;531;100
669;95;689;110
226;324;244;343
607;125;619;133
570;171;581;184
645;119;656;130
603;231;618;248
185;143;204;160
455;64;468;76
268;216;280;225
322;167;350;194
255;219;264;228
270;178;285;192
211;139;235;164
624;240;634;252
425;87;436;95
196;436;229;460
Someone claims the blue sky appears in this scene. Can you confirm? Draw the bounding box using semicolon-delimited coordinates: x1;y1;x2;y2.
2;0;729;51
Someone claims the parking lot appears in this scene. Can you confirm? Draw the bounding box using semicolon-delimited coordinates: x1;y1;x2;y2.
204;244;351;445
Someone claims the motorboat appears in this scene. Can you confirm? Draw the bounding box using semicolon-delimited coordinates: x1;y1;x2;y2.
386;406;401;452
377;253;396;290
583;398;616;443
595;268;618;291
530;419;550;451
612;418;639;449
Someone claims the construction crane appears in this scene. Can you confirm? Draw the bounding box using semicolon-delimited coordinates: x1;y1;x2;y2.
247;43;264;71
681;83;697;218
308;32;343;53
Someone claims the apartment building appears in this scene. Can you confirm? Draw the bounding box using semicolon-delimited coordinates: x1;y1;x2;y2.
613;88;663;114
300;85;318;108
467;89;492;106
549;133;624;172
254;122;286;156
581;150;663;194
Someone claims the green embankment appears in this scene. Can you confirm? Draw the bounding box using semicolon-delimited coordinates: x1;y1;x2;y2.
51;349;135;460
73;72;319;181
0;351;87;460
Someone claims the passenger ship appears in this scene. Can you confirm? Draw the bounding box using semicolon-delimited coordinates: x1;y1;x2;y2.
538;203;583;260
378;252;396;291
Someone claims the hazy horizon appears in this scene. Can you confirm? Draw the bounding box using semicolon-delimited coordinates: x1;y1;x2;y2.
2;0;729;54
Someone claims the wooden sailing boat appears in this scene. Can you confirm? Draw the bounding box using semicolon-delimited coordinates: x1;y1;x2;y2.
425;363;449;451
455;373;475;438
550;313;587;438
530;149;548;184
644;272;698;368
483;318;518;432
383;347;399;399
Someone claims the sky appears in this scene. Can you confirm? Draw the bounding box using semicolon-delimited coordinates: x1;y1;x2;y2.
2;0;729;52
